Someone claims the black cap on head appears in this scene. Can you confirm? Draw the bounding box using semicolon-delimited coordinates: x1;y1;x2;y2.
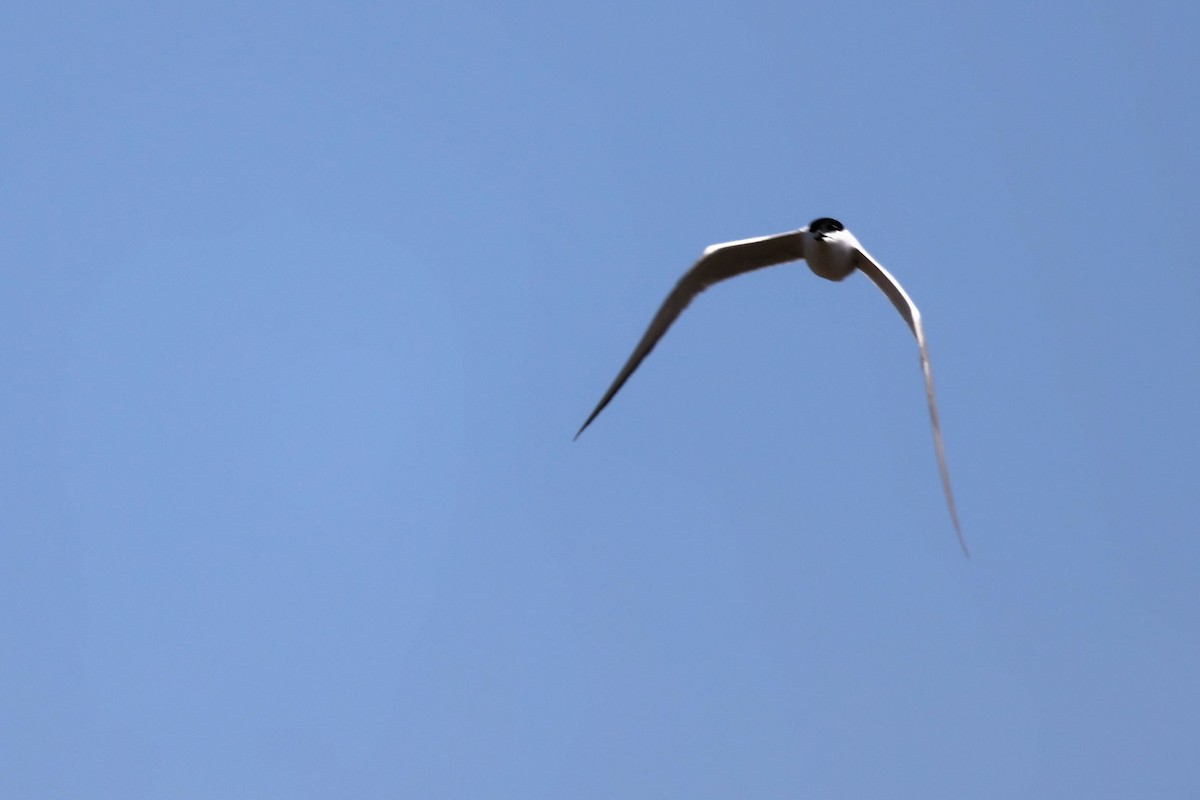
809;217;844;236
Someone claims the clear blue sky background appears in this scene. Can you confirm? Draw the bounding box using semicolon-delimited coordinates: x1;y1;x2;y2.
4;1;1198;797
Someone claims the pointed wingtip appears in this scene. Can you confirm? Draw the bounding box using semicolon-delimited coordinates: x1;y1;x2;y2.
574;402;606;441
952;518;970;559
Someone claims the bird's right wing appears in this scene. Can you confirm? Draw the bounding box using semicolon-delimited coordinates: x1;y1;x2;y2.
575;230;807;439
853;244;968;557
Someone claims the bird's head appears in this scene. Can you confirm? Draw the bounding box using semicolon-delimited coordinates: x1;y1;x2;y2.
808;217;844;241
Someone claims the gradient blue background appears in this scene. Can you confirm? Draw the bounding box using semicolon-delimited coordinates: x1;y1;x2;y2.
4;1;1198;797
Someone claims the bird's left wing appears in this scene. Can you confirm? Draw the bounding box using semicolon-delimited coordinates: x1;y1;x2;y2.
853;245;969;557
575;230;807;439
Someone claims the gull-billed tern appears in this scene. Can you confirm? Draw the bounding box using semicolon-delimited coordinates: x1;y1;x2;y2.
575;217;968;557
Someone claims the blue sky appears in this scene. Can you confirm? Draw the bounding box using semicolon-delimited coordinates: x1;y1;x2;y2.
3;1;1199;797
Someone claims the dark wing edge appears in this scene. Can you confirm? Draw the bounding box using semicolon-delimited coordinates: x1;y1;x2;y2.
574;230;806;439
854;247;969;558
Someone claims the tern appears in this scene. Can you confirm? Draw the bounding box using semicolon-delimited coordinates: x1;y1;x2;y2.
575;217;968;557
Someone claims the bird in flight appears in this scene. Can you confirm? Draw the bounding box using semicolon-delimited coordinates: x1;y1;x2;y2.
575;217;968;557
